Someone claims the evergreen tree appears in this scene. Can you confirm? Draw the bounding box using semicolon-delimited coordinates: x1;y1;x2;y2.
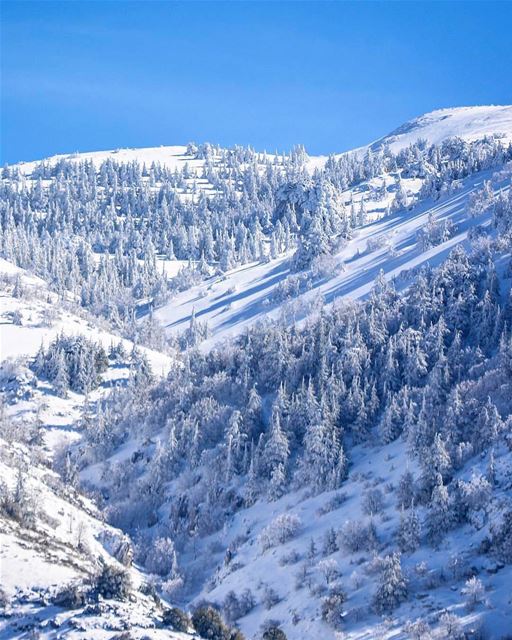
426;474;455;546
53;349;69;398
296;421;344;493
419;433;452;498
264;409;289;480
372;553;408;614
397;507;421;553
396;469;415;510
268;463;287;501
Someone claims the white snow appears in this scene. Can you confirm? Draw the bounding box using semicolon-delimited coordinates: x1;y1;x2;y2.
15;145;197;176
184;434;512;639
0;434;190;639
0;258;172;372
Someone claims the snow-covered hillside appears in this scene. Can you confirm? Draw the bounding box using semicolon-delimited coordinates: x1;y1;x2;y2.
194;436;512;640
0;258;172;370
3;105;512;640
0;424;197;639
0;435;182;639
15;145;204;177
0;261;190;637
154;165;508;349
306;105;512;169
0;257;172;451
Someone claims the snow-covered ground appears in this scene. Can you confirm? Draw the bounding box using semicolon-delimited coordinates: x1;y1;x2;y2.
307;105;512;168
0;442;123;598
192;438;512;639
0;438;189;639
14;145;204;178
0;258;172;372
0;262;188;638
370;105;512;153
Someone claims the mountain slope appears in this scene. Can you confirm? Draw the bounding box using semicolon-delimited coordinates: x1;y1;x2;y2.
0;433;193;639
154;164;507;349
0;261;191;638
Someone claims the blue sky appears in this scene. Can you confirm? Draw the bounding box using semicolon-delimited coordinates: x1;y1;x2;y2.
2;1;512;164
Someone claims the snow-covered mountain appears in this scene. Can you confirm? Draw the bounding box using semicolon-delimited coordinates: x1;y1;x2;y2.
0;432;192;640
2;105;512;640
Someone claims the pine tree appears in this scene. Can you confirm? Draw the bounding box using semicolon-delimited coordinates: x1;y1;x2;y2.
397;507;421;553
475;397;501;451
245;385;262;439
32;343;46;376
419;433;451;498
264;409;289;480
322;527;338;556
372;553;408;614
268;463;287;501
379;395;402;443
487;448;496;486
307;537;317;560
53;349;69;398
296;421;342;493
245;447;260;506
293;214;330;270
426;474;455;546
129;346;154;387
225;410;244;481
396;469;415;510
393;179;408;211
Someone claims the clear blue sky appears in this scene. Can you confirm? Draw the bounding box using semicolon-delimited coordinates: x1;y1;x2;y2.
2;1;512;165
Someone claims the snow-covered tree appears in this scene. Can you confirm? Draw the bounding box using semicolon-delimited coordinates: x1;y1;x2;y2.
397;507;421;553
372;553;408;614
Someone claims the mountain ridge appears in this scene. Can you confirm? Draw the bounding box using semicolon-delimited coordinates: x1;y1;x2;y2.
12;105;512;175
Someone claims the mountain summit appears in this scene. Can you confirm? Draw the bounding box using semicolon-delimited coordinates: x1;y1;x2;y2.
369;104;512;153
